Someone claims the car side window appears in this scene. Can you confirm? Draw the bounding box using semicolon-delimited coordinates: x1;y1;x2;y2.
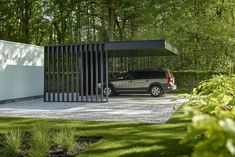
123;72;134;80
134;71;151;79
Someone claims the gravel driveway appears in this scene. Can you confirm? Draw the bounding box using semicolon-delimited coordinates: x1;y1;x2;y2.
0;94;187;123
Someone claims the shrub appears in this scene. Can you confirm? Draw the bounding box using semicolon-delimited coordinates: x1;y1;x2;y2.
28;125;50;157
172;71;228;93
182;75;235;157
1;129;22;157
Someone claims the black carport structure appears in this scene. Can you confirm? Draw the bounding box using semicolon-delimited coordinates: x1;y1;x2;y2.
44;39;178;102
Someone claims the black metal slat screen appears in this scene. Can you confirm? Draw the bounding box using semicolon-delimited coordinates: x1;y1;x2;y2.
107;56;160;80
44;44;108;102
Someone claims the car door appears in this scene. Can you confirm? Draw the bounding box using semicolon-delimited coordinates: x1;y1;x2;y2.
112;72;135;90
133;71;151;90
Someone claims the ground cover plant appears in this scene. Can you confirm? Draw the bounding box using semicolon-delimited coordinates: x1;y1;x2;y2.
0;106;192;157
182;75;235;157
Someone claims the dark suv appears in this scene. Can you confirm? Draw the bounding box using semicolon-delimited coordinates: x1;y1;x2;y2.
102;69;177;97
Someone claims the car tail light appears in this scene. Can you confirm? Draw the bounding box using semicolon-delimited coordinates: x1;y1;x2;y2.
167;70;174;84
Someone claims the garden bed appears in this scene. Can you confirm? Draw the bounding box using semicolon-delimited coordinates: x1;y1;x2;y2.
50;136;102;157
0;129;102;157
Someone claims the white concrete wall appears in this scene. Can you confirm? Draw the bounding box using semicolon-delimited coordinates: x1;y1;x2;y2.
0;40;44;101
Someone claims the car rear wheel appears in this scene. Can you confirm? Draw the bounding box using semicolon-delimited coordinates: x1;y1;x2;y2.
150;85;163;97
103;86;113;97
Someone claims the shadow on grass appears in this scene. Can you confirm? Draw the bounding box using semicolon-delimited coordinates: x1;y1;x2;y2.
0;105;192;157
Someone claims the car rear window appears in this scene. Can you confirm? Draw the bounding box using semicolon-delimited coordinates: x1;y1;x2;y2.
151;71;166;79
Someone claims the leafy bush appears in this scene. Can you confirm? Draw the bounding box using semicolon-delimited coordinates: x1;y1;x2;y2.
28;125;50;157
182;75;235;157
1;129;22;157
173;71;228;93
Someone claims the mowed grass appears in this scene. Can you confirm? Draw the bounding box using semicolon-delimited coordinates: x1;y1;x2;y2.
0;106;192;157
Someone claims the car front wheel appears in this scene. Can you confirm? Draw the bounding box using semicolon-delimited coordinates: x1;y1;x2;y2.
103;86;113;97
150;85;163;97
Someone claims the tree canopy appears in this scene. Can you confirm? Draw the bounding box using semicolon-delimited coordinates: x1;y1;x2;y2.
0;0;235;71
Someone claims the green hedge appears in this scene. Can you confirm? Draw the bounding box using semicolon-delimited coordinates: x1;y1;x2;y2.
172;71;229;93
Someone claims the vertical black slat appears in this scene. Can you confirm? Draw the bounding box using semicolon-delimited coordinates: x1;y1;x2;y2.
80;45;84;101
76;45;79;101
66;45;70;101
111;57;114;74
56;46;60;101
85;44;89;101
128;57;129;71
48;46;51;102
105;48;109;102
61;46;65;102
44;46;48;101
124;57;126;72
125;57;127;72
95;44;98;101
90;44;94;101
52;46;55;101
44;46;47;101
100;44;104;102
126;57;128;72
119;57;121;73
114;56;116;77
71;45;74;101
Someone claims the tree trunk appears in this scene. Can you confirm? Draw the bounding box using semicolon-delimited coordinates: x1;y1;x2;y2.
107;1;114;41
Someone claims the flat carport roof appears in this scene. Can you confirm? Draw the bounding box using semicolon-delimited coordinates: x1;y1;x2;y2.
105;39;178;57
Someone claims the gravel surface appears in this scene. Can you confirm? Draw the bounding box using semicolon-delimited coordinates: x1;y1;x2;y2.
0;94;187;123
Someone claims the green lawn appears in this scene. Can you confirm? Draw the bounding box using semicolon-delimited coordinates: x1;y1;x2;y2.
0;106;192;157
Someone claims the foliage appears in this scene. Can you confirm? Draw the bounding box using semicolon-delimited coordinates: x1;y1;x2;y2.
0;128;22;157
172;71;228;93
182;75;235;157
28;125;50;157
52;128;77;152
0;0;235;72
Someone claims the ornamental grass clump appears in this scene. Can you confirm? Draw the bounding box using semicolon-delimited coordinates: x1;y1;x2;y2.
28;125;50;157
53;127;77;152
1;128;22;157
